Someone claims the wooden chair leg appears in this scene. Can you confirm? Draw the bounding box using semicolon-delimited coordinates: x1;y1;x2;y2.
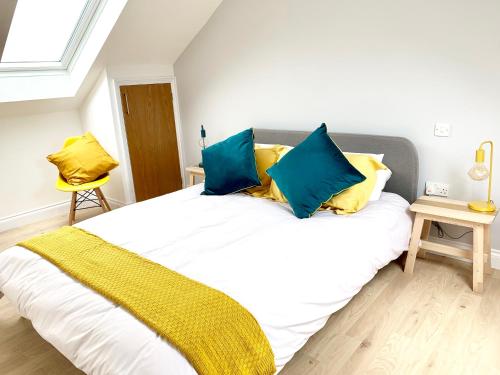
95;188;111;212
94;189;107;213
404;214;425;274
103;196;112;211
69;192;77;225
473;224;485;293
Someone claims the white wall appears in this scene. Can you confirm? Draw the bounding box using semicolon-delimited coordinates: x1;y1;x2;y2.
0;110;82;228
174;0;500;248
80;69;126;204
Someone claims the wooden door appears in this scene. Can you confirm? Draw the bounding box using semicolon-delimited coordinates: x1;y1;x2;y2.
120;83;182;202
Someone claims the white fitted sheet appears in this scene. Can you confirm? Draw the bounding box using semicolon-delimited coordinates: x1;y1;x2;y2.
0;185;412;374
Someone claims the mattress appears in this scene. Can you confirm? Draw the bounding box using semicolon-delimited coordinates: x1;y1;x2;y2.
0;185;412;374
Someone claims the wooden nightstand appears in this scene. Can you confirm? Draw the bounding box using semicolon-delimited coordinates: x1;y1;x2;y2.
404;196;497;293
186;166;205;186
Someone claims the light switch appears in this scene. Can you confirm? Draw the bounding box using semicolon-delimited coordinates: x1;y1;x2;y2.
434;123;450;137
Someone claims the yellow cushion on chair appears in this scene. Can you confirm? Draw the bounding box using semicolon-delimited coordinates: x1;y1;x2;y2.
48;132;119;185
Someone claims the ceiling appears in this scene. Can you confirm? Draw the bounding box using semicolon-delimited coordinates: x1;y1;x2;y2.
100;0;222;66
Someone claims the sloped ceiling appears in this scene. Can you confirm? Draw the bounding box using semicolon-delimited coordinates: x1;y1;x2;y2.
0;0;222;117
100;0;222;66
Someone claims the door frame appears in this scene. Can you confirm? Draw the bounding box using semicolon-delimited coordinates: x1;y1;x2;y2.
109;75;186;204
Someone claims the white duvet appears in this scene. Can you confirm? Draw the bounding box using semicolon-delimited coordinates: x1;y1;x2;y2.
0;185;412;374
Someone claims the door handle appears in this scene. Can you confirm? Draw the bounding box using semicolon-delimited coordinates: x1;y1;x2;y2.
123;93;130;115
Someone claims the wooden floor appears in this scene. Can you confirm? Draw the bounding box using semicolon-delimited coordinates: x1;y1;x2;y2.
1;213;500;374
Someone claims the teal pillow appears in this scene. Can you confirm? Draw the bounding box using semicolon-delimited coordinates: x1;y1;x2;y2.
202;128;261;195
266;124;366;218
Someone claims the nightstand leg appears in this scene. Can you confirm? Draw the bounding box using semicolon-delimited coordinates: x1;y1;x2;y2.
484;224;492;275
417;220;432;258
189;174;195;187
473;224;485;293
405;214;425;274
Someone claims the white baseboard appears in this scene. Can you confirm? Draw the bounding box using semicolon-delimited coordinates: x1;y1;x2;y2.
0;198;127;233
492;250;500;270
428;235;500;270
107;198;126;208
0;201;70;233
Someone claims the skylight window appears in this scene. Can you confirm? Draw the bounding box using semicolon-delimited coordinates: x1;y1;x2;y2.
1;0;88;63
0;0;127;103
0;0;104;72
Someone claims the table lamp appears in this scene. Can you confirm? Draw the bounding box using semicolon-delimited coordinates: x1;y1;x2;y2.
468;140;496;212
198;125;207;168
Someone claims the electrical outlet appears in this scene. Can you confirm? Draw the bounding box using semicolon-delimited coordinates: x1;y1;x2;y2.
434;123;451;137
425;181;449;197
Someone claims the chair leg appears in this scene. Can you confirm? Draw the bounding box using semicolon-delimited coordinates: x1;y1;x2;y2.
95;188;112;212
94;188;107;213
69;192;77;225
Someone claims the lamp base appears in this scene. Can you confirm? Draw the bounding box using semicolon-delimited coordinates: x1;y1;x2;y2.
468;200;497;212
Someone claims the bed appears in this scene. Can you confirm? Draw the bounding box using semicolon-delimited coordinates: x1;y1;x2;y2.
0;129;418;374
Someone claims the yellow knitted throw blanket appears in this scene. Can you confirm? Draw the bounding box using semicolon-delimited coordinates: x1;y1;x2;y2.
18;226;275;375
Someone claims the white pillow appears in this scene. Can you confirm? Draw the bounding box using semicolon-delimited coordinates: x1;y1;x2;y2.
345;152;384;163
370;168;392;201
345;152;391;201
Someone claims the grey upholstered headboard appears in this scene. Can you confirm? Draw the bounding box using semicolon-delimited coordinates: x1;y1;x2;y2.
254;129;419;203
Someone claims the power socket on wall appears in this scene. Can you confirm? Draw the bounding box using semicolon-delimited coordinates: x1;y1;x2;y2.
426;181;450;197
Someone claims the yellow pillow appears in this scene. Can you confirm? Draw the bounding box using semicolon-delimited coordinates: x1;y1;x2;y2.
246;144;282;197
47;132;119;185
266;145;293;202
323;153;386;214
